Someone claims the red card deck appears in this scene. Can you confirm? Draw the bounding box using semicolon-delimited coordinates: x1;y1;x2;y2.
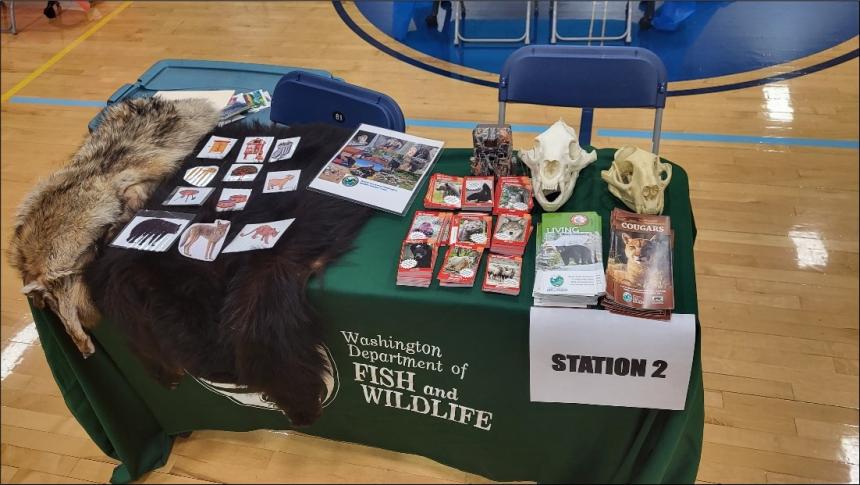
490;213;532;256
461;176;494;212
437;244;483;287
448;212;493;249
396;241;438;287
424;174;464;210
493;176;533;216
482;254;523;295
405;210;453;246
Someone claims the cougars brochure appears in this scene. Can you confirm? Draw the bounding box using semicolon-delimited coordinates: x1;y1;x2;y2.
308;124;444;215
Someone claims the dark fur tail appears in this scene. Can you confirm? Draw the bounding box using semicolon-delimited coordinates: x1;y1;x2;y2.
219;252;328;426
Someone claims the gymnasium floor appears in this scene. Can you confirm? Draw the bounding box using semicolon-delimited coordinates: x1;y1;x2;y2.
1;1;858;483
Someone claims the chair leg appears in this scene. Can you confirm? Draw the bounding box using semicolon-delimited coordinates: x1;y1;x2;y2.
1;0;17;34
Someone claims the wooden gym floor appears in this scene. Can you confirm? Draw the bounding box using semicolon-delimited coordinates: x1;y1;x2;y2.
1;2;858;483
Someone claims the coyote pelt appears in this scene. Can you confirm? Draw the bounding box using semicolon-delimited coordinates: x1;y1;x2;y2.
8;97;220;357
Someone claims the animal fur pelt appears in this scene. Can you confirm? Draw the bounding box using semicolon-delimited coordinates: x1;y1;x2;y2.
8;97;220;356
84;122;374;426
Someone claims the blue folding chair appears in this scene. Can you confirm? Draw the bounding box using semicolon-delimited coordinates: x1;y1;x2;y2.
271;71;406;132
498;45;668;153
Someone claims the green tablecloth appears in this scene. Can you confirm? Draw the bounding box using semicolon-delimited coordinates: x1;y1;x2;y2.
30;148;703;484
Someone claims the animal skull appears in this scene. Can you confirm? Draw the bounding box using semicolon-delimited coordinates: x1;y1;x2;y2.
519;119;597;212
601;146;672;214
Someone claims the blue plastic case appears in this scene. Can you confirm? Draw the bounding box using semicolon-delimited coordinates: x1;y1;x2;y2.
87;59;336;132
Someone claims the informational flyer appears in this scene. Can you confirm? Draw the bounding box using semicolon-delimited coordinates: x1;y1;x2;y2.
308;124;444;216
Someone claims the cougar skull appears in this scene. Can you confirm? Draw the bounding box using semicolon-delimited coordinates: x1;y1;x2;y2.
519;119;597;212
601;146;672;214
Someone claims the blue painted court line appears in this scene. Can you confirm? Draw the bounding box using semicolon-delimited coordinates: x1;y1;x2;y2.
9;96;856;149
10;96;107;107
598;129;860;149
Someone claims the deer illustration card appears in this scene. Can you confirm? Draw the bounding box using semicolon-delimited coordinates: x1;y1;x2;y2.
110;210;195;252
178;219;231;261
222;164;261;183
215;188;252;212
222;218;295;253
184;165;220;187
163;186;215;206
235;136;274;163
262;170;301;193
268;137;301;162
197;136;238;159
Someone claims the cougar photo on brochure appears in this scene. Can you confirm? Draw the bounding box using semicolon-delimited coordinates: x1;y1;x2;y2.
605;208;675;311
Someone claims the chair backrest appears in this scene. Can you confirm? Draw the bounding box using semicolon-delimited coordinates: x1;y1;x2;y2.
498;45;668;152
271;71;406;132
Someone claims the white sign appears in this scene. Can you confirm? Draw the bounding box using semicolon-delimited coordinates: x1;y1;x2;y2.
529;308;695;411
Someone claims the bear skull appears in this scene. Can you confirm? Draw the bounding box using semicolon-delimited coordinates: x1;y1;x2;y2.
519;119;597;212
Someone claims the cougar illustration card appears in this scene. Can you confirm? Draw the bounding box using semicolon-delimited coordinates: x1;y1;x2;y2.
178;219;231;261
269;137;301;162
222;218;295;253
163;186;215;206
215;188;252;212
235;136;274;163
196;136;237;159
222;164;261;183
110;210;195;252
184;165;220;187
263;170;301;193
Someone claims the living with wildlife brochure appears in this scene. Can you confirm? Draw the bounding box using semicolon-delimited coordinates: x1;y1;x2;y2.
533;212;606;307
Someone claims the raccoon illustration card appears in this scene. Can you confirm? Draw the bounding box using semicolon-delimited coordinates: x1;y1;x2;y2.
423;174;463;210
461;176;494;211
197;136;238;159
262;170;301;194
215;188;252;212
437;244;483;287
235;136;274;164
222;218;295;253
110;210;195;252
163;186;215;206
184;165;220;187
178;219;231;261
222;164;262;183
268;137;301;162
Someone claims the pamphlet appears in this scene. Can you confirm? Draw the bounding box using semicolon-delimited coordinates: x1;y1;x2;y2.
308;124;444;216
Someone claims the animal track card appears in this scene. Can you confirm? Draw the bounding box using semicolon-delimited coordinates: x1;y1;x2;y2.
178;219;231;261
184;165;220;187
215;188;252;212
236;136;274;163
197;136;238;159
268;137;301;162
162;186;215;206
263;170;301;193
110;210;194;252
222;219;295;253
222;164;261;182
